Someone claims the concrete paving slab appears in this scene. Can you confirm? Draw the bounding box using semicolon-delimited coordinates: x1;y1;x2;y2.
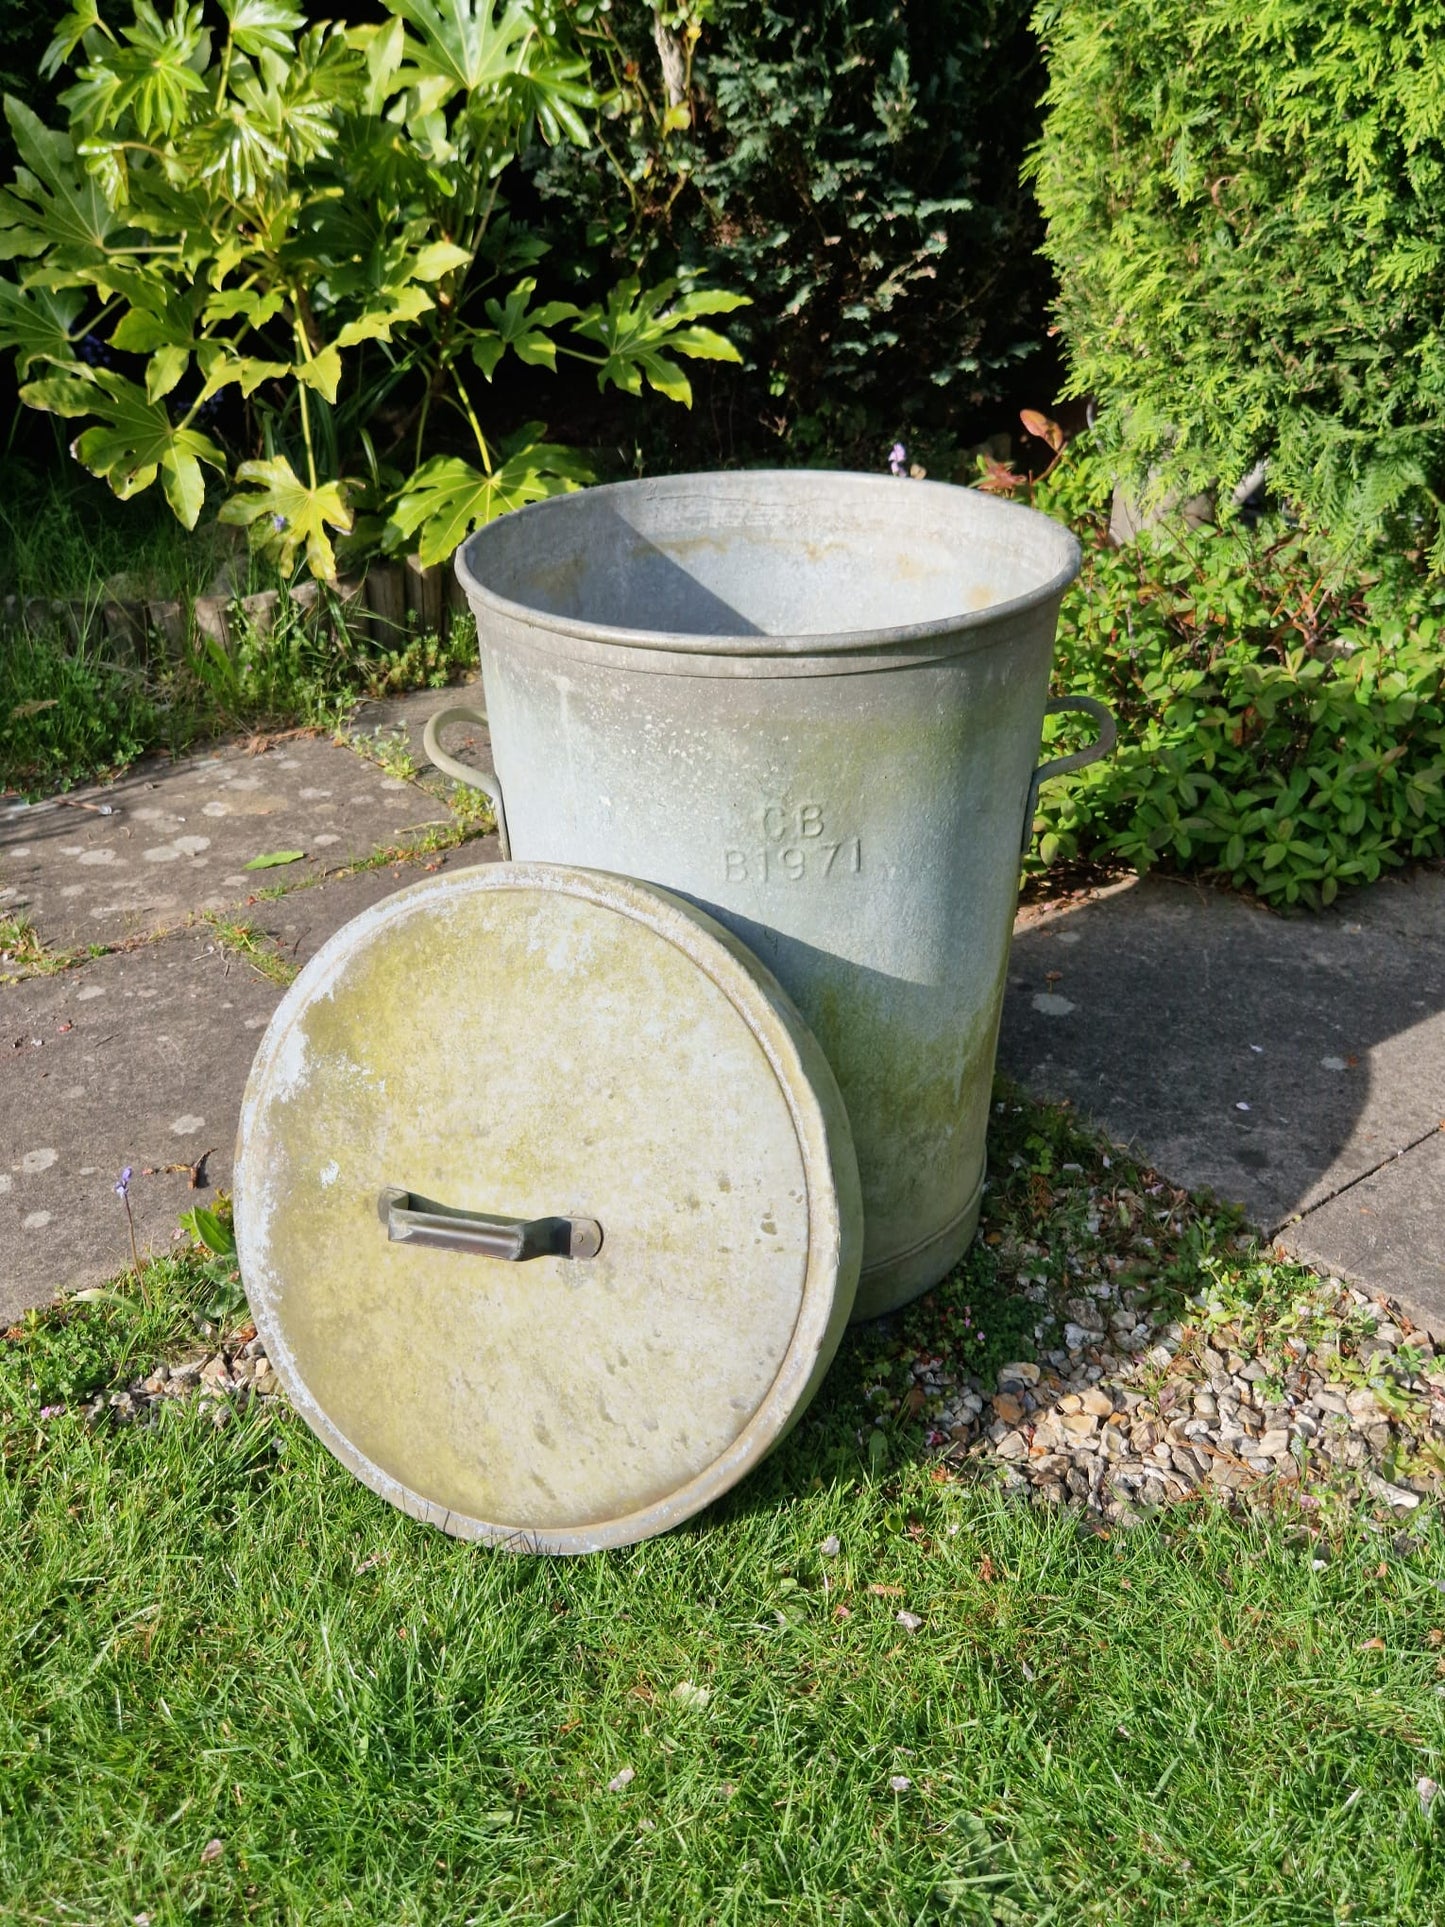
1;929;280;1315
0;728;452;953
1279;1131;1445;1335
342;677;485;773
0;839;501;1320
998;867;1445;1232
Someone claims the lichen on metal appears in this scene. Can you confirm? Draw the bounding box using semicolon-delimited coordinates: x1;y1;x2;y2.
235;863;862;1553
446;471;1099;1318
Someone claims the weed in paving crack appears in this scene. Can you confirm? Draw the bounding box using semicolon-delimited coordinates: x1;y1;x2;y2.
347;727;422;785
0;914;96;983
200;912;298;988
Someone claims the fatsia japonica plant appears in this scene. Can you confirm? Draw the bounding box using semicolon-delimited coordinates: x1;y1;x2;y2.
0;0;745;580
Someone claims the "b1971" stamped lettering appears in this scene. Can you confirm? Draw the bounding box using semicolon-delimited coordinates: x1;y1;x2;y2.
723;802;861;884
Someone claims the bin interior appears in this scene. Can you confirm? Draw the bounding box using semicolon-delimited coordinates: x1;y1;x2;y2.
465;472;1078;644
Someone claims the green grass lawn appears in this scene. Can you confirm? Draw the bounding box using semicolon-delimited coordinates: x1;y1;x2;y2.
3;1121;1443;1924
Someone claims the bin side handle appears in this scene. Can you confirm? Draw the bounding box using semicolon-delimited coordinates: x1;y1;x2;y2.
422;704;511;858
1022;695;1117;853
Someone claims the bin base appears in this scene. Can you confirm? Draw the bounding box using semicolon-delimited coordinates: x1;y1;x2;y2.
850;1169;985;1323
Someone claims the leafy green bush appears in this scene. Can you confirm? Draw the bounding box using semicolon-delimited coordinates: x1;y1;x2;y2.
536;0;1046;466
1027;444;1445;908
0;0;743;580
0;619;171;792
1030;0;1445;569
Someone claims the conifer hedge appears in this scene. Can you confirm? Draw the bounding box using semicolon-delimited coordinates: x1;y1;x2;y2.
1030;0;1445;569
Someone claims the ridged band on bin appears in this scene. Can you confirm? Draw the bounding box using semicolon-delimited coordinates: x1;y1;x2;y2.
436;471;1107;1319
234;862;863;1553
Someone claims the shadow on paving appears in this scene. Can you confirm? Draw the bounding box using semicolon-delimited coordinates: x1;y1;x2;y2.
997;865;1445;1329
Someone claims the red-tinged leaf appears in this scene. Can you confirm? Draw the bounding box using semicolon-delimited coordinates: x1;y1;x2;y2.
1020;408;1065;452
976;456;1024;496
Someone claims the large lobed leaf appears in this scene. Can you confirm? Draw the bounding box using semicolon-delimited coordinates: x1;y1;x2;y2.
60;1;210;141
388;0;592;141
571;278;747;407
388;435;591;566
0;282;83;375
20;365;225;525
0;97;122;264
471;275;578;377
218;454;353;582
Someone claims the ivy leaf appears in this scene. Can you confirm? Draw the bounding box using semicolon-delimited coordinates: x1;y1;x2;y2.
571;278;746;407
387;435;591;567
472;276;579;378
0;280;83;374
19;365;224;526
220;0;306;59
218;454;353;582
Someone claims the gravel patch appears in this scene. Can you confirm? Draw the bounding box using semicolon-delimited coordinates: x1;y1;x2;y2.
83;1323;281;1429
82;1098;1445;1538
855;1098;1445;1529
901;1264;1443;1526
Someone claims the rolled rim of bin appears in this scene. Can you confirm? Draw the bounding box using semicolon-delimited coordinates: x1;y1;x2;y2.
454;468;1081;664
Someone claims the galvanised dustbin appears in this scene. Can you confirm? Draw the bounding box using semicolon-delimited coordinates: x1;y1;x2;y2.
429;471;1109;1320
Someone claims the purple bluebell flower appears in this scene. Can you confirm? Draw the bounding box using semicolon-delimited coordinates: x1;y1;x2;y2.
888;441;907;477
271;513;287;532
114;1166;132;1200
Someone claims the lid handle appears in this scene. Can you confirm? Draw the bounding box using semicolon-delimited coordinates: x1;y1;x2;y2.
378;1188;603;1261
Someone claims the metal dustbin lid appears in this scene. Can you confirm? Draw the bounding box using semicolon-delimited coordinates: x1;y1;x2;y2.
234;863;863;1553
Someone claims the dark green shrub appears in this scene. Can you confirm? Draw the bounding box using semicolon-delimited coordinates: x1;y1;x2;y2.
1027;443;1445;908
1030;1;1445;569
538;0;1047;467
0;0;59;159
